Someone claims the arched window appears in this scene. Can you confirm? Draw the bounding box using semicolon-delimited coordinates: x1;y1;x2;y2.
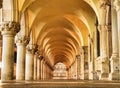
53;62;67;79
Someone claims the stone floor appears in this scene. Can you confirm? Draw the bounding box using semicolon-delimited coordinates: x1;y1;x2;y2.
0;80;120;88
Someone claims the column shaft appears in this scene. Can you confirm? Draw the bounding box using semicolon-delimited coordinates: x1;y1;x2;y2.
16;43;26;80
34;54;37;80
0;21;20;81
37;58;40;80
98;0;110;80
25;52;34;80
1;35;14;80
109;0;119;80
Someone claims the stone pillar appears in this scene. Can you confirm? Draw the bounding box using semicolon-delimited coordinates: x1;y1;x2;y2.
25;44;37;80
0;21;20;81
15;35;29;80
80;47;84;80
88;35;94;80
71;59;77;79
68;67;71;79
34;53;37;80
43;60;46;79
109;0;119;80
76;55;81;79
37;56;40;80
114;0;120;80
41;60;44;80
98;0;110;80
37;55;43;80
83;46;88;80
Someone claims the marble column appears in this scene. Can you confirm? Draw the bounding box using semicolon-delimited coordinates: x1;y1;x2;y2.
0;21;20;81
109;0;119;80
88;35;94;80
34;53;37;80
76;55;81;79
83;46;88;80
25;44;37;80
37;56;40;80
113;0;120;80
37;55;43;80
41;60;44;80
15;35;29;80
80;47;84;80
98;0;110;80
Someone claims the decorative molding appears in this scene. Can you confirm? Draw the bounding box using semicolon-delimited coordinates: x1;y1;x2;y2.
76;55;80;59
0;21;20;36
26;44;38;54
114;0;120;12
15;34;30;45
100;0;111;8
38;55;44;60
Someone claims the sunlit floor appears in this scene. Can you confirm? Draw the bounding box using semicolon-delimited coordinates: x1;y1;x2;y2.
0;79;120;88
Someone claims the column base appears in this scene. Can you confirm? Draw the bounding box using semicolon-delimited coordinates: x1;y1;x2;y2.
100;73;109;80
25;77;33;81
109;73;120;80
109;54;119;80
1;73;14;81
84;73;89;80
96;56;109;80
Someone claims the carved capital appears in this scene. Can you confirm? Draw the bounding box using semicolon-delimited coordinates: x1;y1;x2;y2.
26;44;38;54
76;55;80;59
80;47;84;55
38;55;44;60
114;0;120;12
0;21;20;36
15;35;30;46
99;0;110;11
88;34;93;43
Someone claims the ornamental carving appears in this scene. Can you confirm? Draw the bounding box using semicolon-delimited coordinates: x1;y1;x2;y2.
15;34;30;45
114;0;120;11
26;44;38;54
0;21;20;35
100;0;110;9
76;55;80;59
38;55;44;60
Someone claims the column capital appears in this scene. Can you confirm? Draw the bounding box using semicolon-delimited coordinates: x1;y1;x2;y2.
15;35;30;46
26;44;38;54
99;0;110;11
80;47;84;55
114;0;120;12
0;21;20;36
88;34;93;43
76;55;80;59
98;25;111;32
38;55;44;60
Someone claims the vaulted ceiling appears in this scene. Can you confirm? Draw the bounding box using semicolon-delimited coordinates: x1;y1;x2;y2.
18;0;98;68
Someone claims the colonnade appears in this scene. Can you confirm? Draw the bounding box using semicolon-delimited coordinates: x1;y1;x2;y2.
0;25;53;81
1;0;120;81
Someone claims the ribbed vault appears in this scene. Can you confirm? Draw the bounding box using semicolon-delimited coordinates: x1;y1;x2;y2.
18;0;97;68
